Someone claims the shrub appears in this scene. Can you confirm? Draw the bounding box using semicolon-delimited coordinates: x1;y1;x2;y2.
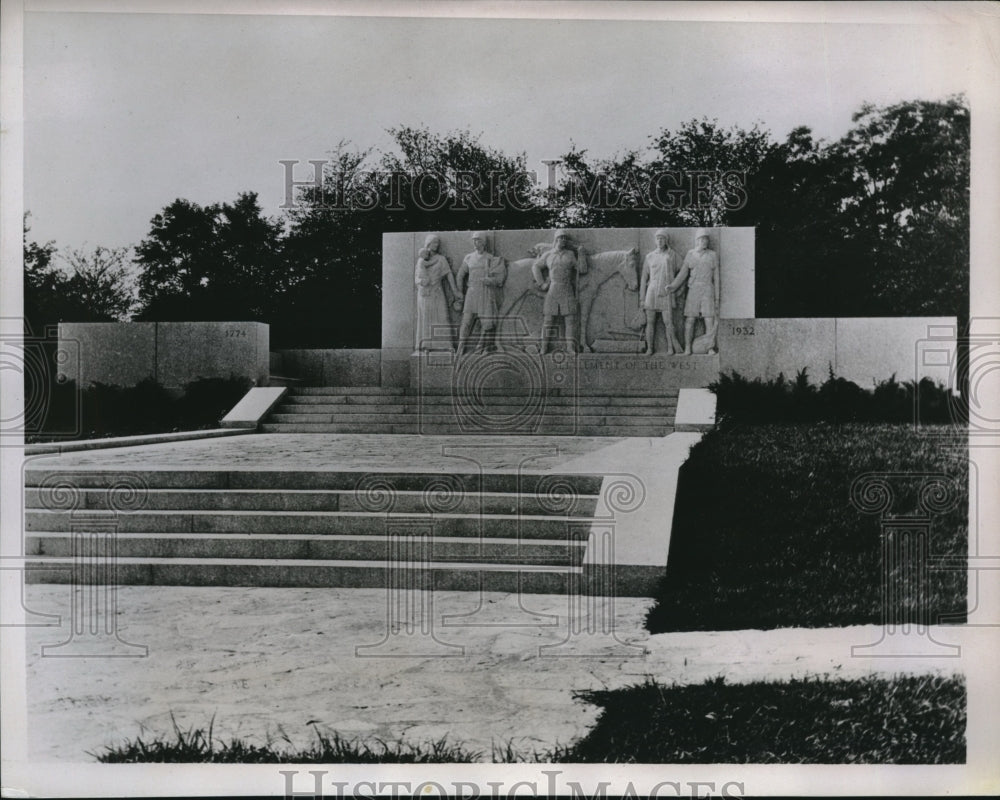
28;375;251;441
711;368;957;424
176;376;253;429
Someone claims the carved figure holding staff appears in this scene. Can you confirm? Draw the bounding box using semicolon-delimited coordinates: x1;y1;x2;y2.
531;229;589;354
456;231;507;355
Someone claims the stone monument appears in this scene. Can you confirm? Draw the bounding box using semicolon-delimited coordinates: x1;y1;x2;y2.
381;226;755;391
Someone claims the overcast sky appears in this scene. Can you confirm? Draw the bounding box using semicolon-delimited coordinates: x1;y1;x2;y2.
24;10;972;252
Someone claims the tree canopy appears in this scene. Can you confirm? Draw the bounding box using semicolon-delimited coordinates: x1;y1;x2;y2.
25;97;969;348
23;215;136;335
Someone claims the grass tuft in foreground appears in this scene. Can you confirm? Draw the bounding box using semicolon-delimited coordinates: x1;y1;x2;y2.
95;674;965;764
95;715;484;763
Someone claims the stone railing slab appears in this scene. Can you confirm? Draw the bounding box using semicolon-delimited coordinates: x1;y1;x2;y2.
221;387;288;429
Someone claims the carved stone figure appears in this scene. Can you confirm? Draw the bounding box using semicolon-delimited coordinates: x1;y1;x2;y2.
498;245;638;352
670;227;720;355
456;231;507;355
640;229;684;356
414;234;459;351
531;230;589;354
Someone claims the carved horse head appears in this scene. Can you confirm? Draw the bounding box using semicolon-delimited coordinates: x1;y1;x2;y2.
584;247;639;291
620;247;640;290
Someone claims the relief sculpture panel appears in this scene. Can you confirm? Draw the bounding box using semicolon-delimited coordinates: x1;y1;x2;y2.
407;228;728;356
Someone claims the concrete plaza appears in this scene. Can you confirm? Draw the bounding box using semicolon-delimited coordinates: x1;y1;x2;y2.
24;584;964;762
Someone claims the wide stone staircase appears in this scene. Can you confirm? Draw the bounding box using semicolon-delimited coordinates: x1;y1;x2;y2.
260;387;677;436
24;467;627;593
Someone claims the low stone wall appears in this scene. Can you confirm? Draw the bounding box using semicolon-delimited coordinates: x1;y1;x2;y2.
274;350;381;386
718;317;957;388
57;316;957;394
58;321;269;390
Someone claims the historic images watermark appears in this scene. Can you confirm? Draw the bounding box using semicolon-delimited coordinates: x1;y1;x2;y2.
0;318;82;446
280;768;746;799
16;468;150;657
279;160;749;214
916;317;1000;442
348;459;649;659
848;471;964;658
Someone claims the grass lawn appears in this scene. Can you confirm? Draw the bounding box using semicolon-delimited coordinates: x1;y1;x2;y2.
96;674;965;764
646;423;967;633
560;674;965;764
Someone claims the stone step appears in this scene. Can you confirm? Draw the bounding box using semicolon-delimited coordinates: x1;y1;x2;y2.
268;412;673;426
292;387;409;396
276;400;677;412
394;414;673;433
24;469;604;494
284;395;677;407
27;532;585;565
23;556;582;593
26;510;596;538
280;402;411;413
289;387;679;399
268;374;303;387
24;488;600;516
260;423;672;436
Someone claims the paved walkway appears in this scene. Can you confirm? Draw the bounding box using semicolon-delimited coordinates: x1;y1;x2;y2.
24;433;625;473
23;585;965;762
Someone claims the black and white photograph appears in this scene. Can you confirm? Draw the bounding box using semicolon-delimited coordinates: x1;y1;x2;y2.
1;1;998;796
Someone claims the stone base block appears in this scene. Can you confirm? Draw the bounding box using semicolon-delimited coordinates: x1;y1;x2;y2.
411;351;720;393
590;339;645;354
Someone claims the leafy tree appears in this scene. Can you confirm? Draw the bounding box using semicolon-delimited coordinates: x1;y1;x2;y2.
24;216;136;332
134;198;221;318
553;146;666;228
278;144;383;347
738;125;858;315
827;96;969;316
550;120;777;229
378;126;551;232
750;96;968;318
135;192;285;322
279;128;553;347
648;119;777;226
23;215;62;335
61;245;137;321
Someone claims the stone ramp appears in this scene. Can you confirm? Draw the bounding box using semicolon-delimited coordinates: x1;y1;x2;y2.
261;386;677;436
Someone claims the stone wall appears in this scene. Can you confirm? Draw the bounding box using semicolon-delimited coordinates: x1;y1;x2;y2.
718;317;957;388
275;349;381;386
58;321;269;390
